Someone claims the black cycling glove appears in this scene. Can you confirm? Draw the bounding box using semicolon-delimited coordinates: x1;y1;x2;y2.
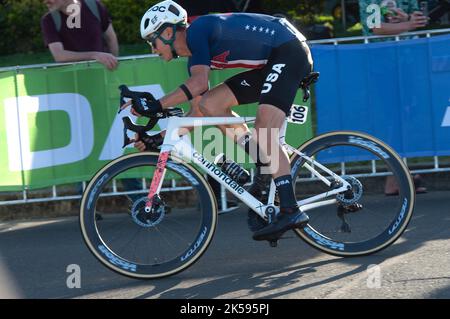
133;98;163;117
119;85;163;117
138;132;164;151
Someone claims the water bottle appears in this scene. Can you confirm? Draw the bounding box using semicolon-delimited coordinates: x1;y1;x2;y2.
214;154;250;186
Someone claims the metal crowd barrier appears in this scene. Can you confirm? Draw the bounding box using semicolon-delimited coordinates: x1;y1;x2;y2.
1;28;450;211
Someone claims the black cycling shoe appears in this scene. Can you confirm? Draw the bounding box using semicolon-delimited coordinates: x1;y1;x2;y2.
252;208;309;241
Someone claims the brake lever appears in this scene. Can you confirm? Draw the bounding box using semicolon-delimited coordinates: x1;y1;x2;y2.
118;84;157;115
118;84;184;147
122;116;159;148
118;85;133;114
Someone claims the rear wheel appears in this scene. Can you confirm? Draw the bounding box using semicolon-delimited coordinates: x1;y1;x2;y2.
80;152;217;279
290;131;415;257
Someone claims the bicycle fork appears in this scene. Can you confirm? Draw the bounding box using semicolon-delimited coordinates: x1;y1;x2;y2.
144;151;170;213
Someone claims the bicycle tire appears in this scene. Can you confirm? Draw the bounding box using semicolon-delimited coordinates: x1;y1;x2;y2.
80;152;217;279
290;131;415;257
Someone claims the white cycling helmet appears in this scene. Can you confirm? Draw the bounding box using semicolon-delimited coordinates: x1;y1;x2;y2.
140;0;188;40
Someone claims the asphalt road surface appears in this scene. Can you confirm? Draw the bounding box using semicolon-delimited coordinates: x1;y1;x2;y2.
0;191;449;299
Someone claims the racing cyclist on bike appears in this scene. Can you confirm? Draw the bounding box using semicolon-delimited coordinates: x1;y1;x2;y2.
124;0;313;241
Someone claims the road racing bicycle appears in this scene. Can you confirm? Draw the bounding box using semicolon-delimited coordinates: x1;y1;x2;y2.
80;74;415;279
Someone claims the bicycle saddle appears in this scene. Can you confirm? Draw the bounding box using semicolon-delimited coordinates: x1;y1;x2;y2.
299;72;320;102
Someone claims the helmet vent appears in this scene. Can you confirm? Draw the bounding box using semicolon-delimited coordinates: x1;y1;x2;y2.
144;18;150;29
168;4;180;16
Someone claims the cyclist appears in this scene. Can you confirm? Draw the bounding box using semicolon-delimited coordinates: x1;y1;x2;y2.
126;0;312;241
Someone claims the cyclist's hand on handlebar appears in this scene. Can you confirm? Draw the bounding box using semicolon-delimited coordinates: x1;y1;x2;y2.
120;100;142;117
120;96;163;117
133;132;164;152
133;134;147;152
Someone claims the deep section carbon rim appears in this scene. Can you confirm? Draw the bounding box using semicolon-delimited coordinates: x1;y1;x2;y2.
80;152;217;278
290;132;415;257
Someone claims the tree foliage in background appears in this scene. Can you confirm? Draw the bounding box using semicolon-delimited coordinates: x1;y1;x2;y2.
0;0;47;55
262;0;326;25
102;0;159;45
0;0;159;55
0;0;326;56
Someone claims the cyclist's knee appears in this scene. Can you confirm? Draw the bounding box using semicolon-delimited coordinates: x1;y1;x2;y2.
255;104;285;130
188;97;205;117
199;85;237;116
199;93;227;116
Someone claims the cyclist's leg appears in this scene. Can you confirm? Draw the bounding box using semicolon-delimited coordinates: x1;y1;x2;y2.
137;91;238;148
201;70;271;165
198;83;250;140
254;105;291;178
177;85;246;139
136;86;249;154
252;39;313;240
254;39;312;180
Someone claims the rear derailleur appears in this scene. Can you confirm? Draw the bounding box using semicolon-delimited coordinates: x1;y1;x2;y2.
331;176;364;233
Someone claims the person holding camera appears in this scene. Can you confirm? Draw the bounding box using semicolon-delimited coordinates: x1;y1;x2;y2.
359;0;429;37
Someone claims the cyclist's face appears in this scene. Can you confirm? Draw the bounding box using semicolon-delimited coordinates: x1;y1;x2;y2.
149;29;174;61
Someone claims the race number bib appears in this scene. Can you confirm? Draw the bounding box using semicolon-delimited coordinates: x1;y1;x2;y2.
288;104;308;124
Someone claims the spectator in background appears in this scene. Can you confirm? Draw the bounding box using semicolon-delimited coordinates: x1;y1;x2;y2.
359;0;428;37
41;0;119;70
359;0;428;195
41;1;136;219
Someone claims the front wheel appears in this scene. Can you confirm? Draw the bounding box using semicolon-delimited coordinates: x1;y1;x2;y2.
80;152;217;279
290;131;415;257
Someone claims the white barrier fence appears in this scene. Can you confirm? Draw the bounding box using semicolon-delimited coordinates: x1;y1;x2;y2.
1;28;450;211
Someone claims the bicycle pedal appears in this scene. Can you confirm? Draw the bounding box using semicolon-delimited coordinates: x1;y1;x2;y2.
266;234;293;247
269;240;278;247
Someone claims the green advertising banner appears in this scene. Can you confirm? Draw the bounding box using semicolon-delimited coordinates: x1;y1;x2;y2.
0;57;312;191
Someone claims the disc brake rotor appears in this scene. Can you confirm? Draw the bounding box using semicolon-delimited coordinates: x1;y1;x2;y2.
336;175;363;206
131;196;166;228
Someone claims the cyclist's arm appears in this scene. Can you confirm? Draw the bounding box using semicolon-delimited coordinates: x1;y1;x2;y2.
159;65;210;108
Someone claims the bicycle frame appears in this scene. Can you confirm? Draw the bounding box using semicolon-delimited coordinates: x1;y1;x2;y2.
145;116;351;220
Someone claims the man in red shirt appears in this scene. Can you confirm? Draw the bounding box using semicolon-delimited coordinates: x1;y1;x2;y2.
41;0;119;70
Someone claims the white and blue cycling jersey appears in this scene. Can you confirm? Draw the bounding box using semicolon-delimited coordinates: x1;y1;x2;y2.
186;13;307;71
